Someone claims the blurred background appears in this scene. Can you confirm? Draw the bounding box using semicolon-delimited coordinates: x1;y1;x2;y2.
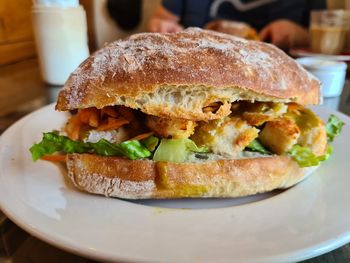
0;0;350;262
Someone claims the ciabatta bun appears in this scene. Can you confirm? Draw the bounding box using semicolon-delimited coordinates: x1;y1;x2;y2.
67;154;318;199
52;28;324;200
56;28;320;121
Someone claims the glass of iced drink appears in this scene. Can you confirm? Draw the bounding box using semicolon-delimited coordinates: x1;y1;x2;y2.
310;10;350;55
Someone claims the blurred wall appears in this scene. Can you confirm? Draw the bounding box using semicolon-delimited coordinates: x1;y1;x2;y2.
327;0;350;9
328;0;343;9
0;0;36;66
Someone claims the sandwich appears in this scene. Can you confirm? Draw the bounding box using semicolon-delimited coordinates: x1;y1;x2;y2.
205;20;259;40
30;28;344;199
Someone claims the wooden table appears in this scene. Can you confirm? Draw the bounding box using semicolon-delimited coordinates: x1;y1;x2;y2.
0;58;350;263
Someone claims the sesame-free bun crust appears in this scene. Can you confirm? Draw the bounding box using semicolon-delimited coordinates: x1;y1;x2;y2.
56;28;320;121
66;154;318;199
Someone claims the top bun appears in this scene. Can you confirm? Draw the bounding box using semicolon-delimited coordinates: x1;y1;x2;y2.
56;28;320;121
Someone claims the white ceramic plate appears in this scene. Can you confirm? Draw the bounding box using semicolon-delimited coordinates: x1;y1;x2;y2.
1;104;350;263
290;49;350;61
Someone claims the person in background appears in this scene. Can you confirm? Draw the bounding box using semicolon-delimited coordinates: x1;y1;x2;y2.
148;0;327;50
107;0;142;30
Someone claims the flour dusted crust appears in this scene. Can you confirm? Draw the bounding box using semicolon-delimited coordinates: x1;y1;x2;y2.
67;154;318;199
56;28;320;121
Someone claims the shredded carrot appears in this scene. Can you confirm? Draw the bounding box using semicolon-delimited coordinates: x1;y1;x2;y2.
130;132;154;141
88;109;99;127
71;129;80;141
41;155;66;162
78;108;91;123
66;115;81;140
68;108;100;140
97;117;129;131
101;106;118;118
116;106;135;121
77;108;100;127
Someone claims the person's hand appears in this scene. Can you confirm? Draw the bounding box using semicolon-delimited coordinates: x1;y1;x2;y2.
259;19;310;50
149;18;183;33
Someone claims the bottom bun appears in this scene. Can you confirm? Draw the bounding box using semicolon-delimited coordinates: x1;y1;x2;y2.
66;154;318;199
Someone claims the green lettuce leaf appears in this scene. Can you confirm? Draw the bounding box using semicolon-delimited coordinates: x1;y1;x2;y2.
246;139;271;155
30;132;151;161
88;139;123;156
185;139;208;152
89;139;151;160
288;145;332;168
117;140;152;160
153;138;207;163
141;136;159;152
30;132;90;161
326;114;345;142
